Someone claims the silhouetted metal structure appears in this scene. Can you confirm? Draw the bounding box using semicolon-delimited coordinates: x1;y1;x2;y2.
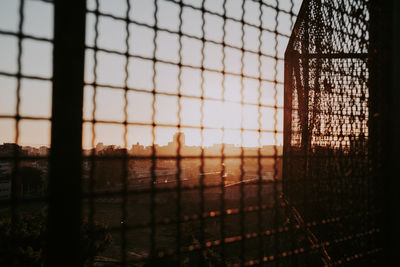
283;0;385;264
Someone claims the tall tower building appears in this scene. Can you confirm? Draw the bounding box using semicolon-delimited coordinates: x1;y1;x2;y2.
173;132;185;146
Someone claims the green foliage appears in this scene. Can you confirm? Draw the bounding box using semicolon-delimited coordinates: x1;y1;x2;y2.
0;213;112;266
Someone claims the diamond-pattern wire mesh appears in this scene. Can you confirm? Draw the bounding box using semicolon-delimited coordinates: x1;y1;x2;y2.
83;0;299;265
283;0;383;265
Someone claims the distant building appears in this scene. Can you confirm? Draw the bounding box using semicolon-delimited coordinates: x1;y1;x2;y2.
172;132;185;146
95;142;104;153
39;146;49;156
0;143;22;156
130;142;148;155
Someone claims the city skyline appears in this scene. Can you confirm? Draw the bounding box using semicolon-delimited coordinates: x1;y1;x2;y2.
0;0;299;148
0;131;283;150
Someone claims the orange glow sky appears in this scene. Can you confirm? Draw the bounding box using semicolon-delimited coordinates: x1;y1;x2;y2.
0;0;301;148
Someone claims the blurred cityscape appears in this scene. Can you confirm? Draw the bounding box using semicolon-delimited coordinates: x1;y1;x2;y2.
0;133;286;263
0;133;282;201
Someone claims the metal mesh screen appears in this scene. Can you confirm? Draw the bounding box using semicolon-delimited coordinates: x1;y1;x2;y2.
283;0;383;265
82;0;300;265
0;0;391;266
0;0;53;265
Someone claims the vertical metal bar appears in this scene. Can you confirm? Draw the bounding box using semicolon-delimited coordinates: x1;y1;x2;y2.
283;52;293;201
47;1;86;266
256;1;264;264
387;0;400;263
368;0;386;264
176;2;184;264
10;1;25;265
239;0;246;263
220;1;227;265
199;1;206;264
298;4;311;264
121;1;132;265
369;0;400;264
150;0;159;262
388;0;400;264
272;0;281;261
88;0;99;266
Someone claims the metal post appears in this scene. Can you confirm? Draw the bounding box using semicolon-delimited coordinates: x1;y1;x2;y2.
283;51;293;197
47;1;86;266
385;0;400;264
369;0;400;264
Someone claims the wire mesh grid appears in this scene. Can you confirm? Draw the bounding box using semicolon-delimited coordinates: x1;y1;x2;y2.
283;0;383;265
0;0;53;265
0;0;387;266
82;0;300;265
0;3;53;214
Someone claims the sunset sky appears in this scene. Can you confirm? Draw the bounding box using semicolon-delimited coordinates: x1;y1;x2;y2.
0;0;301;148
